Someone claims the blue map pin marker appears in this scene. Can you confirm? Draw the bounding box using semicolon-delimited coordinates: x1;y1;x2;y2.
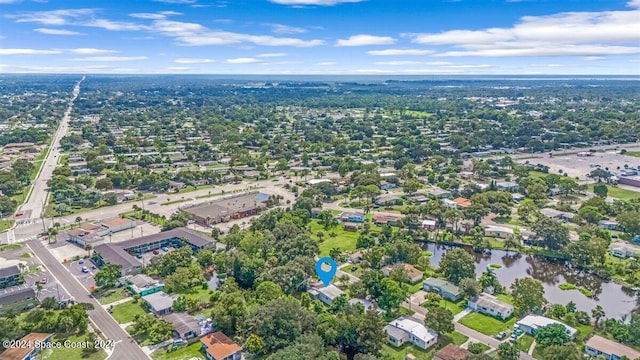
315;257;337;287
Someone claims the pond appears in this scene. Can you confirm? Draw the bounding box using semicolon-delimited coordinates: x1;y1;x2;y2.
425;244;638;319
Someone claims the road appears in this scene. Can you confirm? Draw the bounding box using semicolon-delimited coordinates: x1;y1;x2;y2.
502;142;640;160
27;239;150;360
18;76;84;221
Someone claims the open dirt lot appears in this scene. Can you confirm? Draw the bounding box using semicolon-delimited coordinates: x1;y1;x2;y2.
517;151;640;181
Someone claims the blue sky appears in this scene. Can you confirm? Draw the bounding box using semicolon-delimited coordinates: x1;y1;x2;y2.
0;0;639;74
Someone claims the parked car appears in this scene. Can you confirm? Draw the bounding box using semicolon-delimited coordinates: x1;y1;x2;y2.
152;249;160;255
136;254;143;259
351;266;358;271
513;329;524;336
78;259;85;264
40;277;47;284
161;247;169;252
82;266;89;273
496;332;506;340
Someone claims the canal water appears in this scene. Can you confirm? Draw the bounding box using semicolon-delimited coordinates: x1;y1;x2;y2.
425;244;638;319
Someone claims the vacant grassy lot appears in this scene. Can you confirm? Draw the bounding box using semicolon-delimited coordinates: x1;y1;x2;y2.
459;312;518;336
588;184;639;201
626;151;640;158
111;301;147;324
152;341;205;360
516;334;535;352
98;290;128;305
41;334;107;360
310;220;360;256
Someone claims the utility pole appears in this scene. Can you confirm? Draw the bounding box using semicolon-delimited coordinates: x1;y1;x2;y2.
40;196;47;235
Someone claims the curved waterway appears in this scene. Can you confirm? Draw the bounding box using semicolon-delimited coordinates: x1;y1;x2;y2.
425;244;638;319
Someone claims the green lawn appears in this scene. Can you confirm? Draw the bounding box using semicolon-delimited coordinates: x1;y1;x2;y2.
516;334;535;353
448;331;470;346
382;343;433;360
494;293;514;305
310;220;360;256
98;290;128;305
458;312;518;336
438;299;467;316
0;243;21;251
625;151;640;158
111;301;147;324
41;334;107;360
181;287;214;303
152;341;206;360
0;219;14;232
588;184;639;201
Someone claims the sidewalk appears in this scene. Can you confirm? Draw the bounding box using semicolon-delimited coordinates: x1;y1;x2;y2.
453;308;471;322
100;296;133;310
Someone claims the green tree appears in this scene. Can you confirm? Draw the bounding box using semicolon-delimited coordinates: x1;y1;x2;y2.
617;211;640;236
593;182;608;198
497;342;519;360
403;178;422;195
438;248;475;285
377;278;409;311
94;263;121;288
196;248;215;268
459;278;481;299
540;345;582;360
424;306;454;335
510;277;546;315
535;323;571;347
592;305;605;330
531;217;570;250
245;334;265;355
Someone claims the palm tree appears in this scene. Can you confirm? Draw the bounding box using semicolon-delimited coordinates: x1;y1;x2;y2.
85;244;92;257
75;216;82;228
592;305;605;329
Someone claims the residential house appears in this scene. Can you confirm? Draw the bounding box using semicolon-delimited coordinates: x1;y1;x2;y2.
308;284;345;306
442;199;458;209
599;220;622;231
375;194;403;207
382;264;424;284
349;250;363;264
142;291;178;315
200;332;242;360
458;171;474;180
310;208;323;219
434;344;472;360
496;181;520;192
608;243;640;259
163;312;202;340
428;188;452;199
343;222;363;232
468;293;514;320
380;181;397;190
540;208;575;222
0;332;53;360
348;298;384;314
423;278;462;301
512;193;526;203
584;335;640;360
515;315;577;338
452;197;471;209
373;214;401;226
0;287;37;315
421;219;436;231
338;211;365;223
384;316;438;350
0;264;22;289
126;274;164;296
483;225;514;239
411;193;429;204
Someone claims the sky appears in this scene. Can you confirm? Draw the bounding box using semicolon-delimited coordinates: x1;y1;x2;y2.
0;0;639;75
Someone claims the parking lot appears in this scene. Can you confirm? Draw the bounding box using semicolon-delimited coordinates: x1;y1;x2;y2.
66;258;97;291
22;270;70;302
517;151;640;181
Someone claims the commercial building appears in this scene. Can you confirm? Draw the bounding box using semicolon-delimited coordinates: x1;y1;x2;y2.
0;264;22;289
515;315;577;338
585;335;640;360
0;286;37;315
384;316;438;350
66;218;137;247
468;293;514;320
200;332;242;360
183;191;270;226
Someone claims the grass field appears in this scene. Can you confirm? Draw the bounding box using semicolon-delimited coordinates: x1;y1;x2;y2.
98;290;128;305
0;219;14;232
516;334;535;352
41;334;107;360
588;184;639;201
448;331;470;345
0;243;21;251
111;301;147;324
422;298;467;316
181;287;214;303
152;342;205;360
310;220;360;256
382;343;433;360
458;312;518;336
626;151;640;158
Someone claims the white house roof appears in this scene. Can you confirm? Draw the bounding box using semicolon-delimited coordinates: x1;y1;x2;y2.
586;335;640;359
469;293;513;314
387;316;437;344
316;284;344;300
307;178;331;185
483;225;514;234
516;315;577;337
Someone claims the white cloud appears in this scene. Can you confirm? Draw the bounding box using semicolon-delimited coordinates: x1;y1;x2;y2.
84;19;147;31
173;58;214;63
69;48;118;54
582;56;605;61
627;0;640;8
373;60;492;68
407;8;640;57
315;61;336;65
0;64;114;73
33;28;83;35
226;57;262;64
166;66;191;71
257;53;287;58
151;20;324;47
335;34;396;47
153;0;196;3
0;0;21;4
266;23;306;34
7;8;96;25
269;0;364;5
367;49;434;56
71;56;148;61
0;48;61;55
129;11;182;19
